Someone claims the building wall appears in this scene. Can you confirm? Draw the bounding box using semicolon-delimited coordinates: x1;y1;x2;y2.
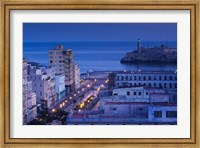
23;60;37;124
112;86;166;102
48;45;75;88
113;71;177;90
74;64;80;90
148;105;177;123
103;103;148;118
27;65;56;109
55;74;66;101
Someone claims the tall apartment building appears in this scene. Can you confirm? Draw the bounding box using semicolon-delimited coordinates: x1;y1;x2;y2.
27;64;56;109
48;45;75;91
23;60;37;124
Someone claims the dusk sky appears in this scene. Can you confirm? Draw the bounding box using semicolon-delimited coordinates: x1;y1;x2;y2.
23;23;177;42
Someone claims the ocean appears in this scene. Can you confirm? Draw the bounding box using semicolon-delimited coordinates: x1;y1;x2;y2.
23;41;177;73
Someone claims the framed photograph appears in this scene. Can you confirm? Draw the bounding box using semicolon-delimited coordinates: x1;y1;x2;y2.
0;0;199;147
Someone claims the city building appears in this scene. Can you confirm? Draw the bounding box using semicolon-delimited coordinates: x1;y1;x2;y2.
67;86;177;125
55;74;66;101
74;64;80;90
48;45;75;91
109;70;177;90
27;64;56;109
23;60;37;124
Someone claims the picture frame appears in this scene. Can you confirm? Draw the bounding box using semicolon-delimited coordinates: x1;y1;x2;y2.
0;0;199;147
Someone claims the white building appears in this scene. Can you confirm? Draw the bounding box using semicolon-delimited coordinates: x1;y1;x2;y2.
27;64;56;109
112;70;177;90
148;103;177;123
55;74;66;101
112;86;166;102
23;60;37;124
74;64;80;90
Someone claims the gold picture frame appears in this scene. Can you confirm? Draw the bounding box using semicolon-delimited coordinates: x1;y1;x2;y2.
0;0;199;147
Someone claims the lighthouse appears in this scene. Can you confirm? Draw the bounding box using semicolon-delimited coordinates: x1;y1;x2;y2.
137;38;141;53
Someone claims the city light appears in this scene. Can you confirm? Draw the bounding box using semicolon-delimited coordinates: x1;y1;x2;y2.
87;84;91;88
78;91;80;94
70;97;72;99
74;94;76;96
82;88;85;91
94;79;97;82
65;100;68;103
60;104;63;108
63;102;65;106
101;84;104;87
78;109;81;112
52;109;56;112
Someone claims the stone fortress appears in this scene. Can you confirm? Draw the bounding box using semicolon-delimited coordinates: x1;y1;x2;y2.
120;38;177;63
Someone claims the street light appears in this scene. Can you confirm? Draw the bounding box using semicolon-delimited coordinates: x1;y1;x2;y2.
52;109;56;112
87;84;91;88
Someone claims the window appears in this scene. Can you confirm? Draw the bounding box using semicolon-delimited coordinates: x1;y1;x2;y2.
175;76;177;80
175;83;177;88
149;83;151;87
125;76;128;80
169;83;172;88
138;92;141;95
143;76;146;80
117;76;120;80
50;60;53;63
148;76;151;80
166;111;177;118
127;91;130;96
113;93;118;96
130;76;132;80
40;91;42;96
113;108;117;111
154;111;162;118
138;76;141;80
137;107;143;111
164;76;167;80
134;92;136;95
159;76;162;80
154;83;156;87
121;76;124;81
146;92;148;95
169;76;172;80
134;76;137;80
154;76;156;80
134;83;137;86
159;83;162;87
164;83;167;88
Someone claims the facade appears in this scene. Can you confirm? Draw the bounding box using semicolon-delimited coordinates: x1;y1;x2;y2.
27;64;56;109
23;60;37;124
74;64;80;90
55;74;66;101
110;70;177;90
48;45;75;90
148;103;177;123
112;86;166;102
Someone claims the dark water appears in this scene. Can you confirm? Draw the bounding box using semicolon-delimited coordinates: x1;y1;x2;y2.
23;41;177;73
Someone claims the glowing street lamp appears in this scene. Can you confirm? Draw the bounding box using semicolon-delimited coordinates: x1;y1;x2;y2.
70;97;72;99
52;109;56;112
82;88;85;91
87;84;91;88
74;94;76;96
60;104;63;108
94;79;97;82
